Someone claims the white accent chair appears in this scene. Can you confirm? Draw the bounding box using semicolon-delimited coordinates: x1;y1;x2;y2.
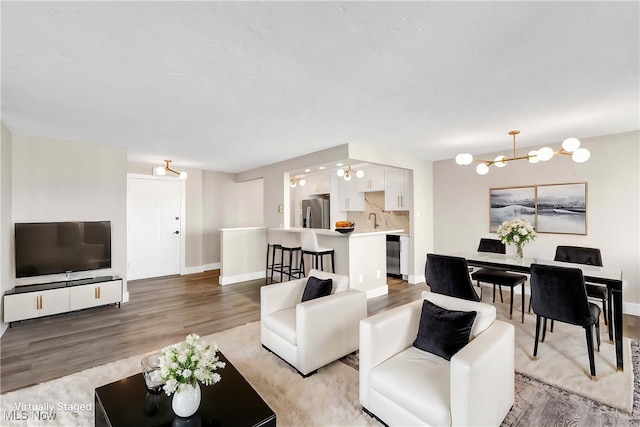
360;291;515;426
261;269;367;377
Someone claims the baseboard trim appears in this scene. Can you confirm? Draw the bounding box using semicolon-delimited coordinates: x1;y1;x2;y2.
219;271;265;286
623;301;640;316
366;285;388;299
408;274;425;285
182;265;205;275
202;262;221;272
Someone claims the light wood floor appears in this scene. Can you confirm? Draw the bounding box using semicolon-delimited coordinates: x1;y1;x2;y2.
1;271;638;394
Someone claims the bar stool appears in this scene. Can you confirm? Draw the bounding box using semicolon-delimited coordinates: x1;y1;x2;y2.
265;243;282;284
301;230;335;274
272;244;304;282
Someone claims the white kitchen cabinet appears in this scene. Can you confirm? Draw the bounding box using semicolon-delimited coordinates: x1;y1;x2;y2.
339;178;365;211
385;169;412;211
306;174;330;195
69;279;123;311
400;235;410;275
356;168;385;192
3;287;70;323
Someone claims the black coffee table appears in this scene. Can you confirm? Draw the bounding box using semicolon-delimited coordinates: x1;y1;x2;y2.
95;351;276;426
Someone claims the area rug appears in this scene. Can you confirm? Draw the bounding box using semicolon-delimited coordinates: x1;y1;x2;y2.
0;321;637;426
485;289;634;413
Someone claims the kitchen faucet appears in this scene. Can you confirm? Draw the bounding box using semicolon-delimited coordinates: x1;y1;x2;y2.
368;212;379;228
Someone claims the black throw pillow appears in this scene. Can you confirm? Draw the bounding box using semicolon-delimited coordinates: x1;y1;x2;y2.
413;299;477;361
301;276;333;302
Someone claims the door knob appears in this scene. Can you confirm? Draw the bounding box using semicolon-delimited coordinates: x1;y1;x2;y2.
173;231;180;235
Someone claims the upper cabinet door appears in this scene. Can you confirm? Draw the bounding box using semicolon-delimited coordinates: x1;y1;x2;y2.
356;168;385;192
384;169;412;211
307;174;330;195
339;178;365;211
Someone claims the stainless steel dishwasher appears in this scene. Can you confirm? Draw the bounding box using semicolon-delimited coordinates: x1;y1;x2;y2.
386;234;401;278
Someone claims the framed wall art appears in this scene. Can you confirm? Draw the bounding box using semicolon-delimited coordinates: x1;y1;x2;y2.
536;182;587;235
489;186;536;232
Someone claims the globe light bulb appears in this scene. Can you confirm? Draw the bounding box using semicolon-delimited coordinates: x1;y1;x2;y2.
336;169;345;177
155;166;167;176
494;155;507;168
527;150;540;163
562;137;581;152
343;172;352;181
476;163;489;175
455;153;473;165
179;171;188;180
537;147;554;161
289;180;296;188
572;147;591;163
356;169;364;178
298;178;306;186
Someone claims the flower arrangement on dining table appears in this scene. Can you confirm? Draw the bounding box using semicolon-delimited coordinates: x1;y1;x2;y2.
497;217;537;258
159;333;226;395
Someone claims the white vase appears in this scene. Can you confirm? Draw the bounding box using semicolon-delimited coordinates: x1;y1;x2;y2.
172;383;201;418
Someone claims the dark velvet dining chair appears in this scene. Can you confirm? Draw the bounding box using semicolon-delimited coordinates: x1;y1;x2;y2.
471;238;528;322
425;253;480;302
554;246;610;330
530;263;600;380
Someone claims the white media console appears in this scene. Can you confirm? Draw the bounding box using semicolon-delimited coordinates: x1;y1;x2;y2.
3;276;122;325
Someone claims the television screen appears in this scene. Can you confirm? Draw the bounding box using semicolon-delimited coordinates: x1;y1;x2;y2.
15;221;112;278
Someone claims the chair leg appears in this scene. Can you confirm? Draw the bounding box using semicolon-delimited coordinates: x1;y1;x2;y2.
533;315;541;358
595;318;601;351
550;319;554;333
508;287;514;320
585;326;597;380
330;251;335;273
492;284;496;303
601;297;608;326
521;285;525;323
541;317;548;342
607;292;613;341
498;285;504;303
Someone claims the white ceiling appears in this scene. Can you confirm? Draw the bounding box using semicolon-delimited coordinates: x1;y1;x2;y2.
2;1;638;173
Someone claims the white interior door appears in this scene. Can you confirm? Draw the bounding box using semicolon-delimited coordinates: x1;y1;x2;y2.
127;176;182;280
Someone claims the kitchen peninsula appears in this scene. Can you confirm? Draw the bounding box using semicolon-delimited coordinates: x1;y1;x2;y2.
268;227;404;298
219;226;404;297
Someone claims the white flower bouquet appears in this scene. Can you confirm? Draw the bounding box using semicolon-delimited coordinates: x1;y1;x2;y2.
497;218;536;258
159;333;226;395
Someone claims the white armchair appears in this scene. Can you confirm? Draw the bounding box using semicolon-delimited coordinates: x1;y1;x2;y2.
261;269;367;377
360;291;514;426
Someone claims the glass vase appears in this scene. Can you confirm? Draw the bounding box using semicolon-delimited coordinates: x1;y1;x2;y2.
515;243;524;259
172;383;201;418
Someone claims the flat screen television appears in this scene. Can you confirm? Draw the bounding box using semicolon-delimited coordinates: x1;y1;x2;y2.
15;221;112;278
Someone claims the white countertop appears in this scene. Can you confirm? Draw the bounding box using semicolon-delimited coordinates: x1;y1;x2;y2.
268;227;405;237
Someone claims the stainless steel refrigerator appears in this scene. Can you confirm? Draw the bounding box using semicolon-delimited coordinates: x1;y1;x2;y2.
302;199;330;229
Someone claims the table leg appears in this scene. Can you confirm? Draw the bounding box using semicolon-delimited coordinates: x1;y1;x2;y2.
611;287;624;371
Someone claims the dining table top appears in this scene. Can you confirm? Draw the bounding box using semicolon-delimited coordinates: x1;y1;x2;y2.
451;251;623;283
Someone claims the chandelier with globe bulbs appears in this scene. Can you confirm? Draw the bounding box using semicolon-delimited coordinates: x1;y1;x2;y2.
455;130;591;175
336;165;364;181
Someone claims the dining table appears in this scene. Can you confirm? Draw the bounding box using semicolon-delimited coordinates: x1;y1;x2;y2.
452;251;625;372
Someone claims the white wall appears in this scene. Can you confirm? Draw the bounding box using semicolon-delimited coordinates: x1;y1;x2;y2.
10;133;128;294
203;171;264;268
433;130;640;312
1;123;13;335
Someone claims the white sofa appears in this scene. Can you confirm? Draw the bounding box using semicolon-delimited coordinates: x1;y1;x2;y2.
360;291;515;426
261;269;367;377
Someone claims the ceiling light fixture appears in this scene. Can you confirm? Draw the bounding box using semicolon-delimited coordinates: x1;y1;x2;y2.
336;165;364;181
455;130;590;175
154;160;188;179
290;177;306;188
